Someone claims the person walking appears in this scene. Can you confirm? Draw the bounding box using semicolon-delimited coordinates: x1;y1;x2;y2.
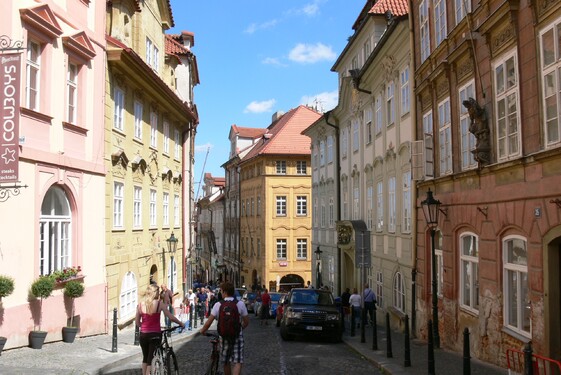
196;288;207;324
160;284;174;329
341;287;351;327
136;285;185;375
349;288;361;329
200;282;250;375
260;288;271;325
363;283;377;326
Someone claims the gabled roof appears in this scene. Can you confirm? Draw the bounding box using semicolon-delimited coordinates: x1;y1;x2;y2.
165;34;190;56
241;105;320;162
369;0;408;17
231;125;267;139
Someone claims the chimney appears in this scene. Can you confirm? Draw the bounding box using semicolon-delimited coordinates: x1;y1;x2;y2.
272;111;285;123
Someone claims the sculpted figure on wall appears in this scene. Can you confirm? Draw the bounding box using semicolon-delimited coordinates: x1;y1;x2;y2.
462;97;491;167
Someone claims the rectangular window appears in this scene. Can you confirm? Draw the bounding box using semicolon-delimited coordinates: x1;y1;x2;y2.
257;196;261;215
276;239;287;260
276;160;287;174
320;140;326;166
420;0;430;63
367;186;373;230
541;20;561;146
459;81;477;169
352;119;360;152
423;110;435;178
503;237;530;336
460;233;479;313
388;177;396;233
438;98;452;175
150;111;158;148
134;101;143;140
376;272;384;309
343;190;348;220
341;127;348;157
114;87;125;131
353;186;359;220
329;198;335;227
174;194;180;227
400;67;410;114
276;196;287;216
26;40;41;111
365;108;373;144
320;199;326;227
296;239;307;260
402;172;411;233
150;189;157;227
153;46;159;71
163;121;170;154
435;0;447;45
375;95;383;134
387;82;395;126
67;63;78;123
133;186;142;228
376;181;383;232
393;272;406;312
296;196;307;216
297;161;307;174
494;51;520;160
146;38;152;66
113;182;124;228
163;192;169;226
174;129;181;159
327;136;334;162
455;0;471;25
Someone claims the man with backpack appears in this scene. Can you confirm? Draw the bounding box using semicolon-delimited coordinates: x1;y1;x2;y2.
200;281;249;375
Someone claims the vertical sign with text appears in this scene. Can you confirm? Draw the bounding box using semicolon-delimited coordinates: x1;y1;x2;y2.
0;53;20;183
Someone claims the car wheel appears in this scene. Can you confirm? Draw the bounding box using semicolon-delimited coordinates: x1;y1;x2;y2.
280;324;294;341
276;318;280;327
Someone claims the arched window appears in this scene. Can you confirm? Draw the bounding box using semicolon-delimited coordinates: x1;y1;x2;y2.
393;271;405;312
503;236;530;336
460;233;479;312
39;186;72;275
120;272;138;320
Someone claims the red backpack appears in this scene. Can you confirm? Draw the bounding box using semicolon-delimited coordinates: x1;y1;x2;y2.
217;300;241;341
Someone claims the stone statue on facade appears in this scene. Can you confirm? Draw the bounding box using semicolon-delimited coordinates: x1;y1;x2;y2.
462;97;491;167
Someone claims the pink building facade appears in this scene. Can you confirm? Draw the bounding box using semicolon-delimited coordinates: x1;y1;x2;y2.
0;0;107;349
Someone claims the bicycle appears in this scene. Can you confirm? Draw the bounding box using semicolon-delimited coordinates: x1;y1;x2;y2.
203;331;221;375
151;326;179;375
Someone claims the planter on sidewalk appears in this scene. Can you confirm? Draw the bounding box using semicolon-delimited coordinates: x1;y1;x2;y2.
0;336;6;355
62;326;79;343
29;331;47;349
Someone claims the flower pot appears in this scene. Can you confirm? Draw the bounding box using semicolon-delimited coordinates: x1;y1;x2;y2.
0;336;6;355
29;331;47;349
62;327;79;343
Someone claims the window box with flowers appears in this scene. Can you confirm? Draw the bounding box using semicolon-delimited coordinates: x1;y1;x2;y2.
50;266;84;287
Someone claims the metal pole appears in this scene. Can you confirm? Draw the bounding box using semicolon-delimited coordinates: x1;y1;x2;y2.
111;308;118;353
372;302;378;350
404;314;411;366
428;319;435;374
431;228;440;348
463;327;471;375
351;307;355;337
360;231;365;344
524;342;533;375
386;312;393;358
134;323;140;346
171;255;175;294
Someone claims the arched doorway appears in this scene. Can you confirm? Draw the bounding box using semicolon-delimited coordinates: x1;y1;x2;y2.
545;227;561;359
149;265;158;286
279;274;304;292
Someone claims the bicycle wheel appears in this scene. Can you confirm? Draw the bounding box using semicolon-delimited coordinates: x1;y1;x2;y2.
151;348;165;375
166;349;179;375
204;349;220;375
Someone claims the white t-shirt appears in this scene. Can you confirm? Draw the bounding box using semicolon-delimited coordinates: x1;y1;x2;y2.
349;293;361;308
188;292;196;304
210;297;249;318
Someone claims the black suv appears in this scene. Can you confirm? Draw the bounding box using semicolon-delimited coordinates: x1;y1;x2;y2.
279;288;343;342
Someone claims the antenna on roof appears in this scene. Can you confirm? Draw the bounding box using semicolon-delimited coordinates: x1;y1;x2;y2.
313;97;324;113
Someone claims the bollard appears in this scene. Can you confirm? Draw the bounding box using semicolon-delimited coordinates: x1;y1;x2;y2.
361;308;366;343
351;307;355;337
193;304;198;329
134;323;140;346
189;303;193;330
386;312;393;358
111;308;118;353
463;327;471;375
404;314;411;367
428;320;435;375
200;303;204;325
524;342;533;375
372;304;378;351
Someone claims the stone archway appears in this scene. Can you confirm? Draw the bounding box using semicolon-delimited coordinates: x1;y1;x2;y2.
544;226;561;359
149;265;158;285
279;274;304;292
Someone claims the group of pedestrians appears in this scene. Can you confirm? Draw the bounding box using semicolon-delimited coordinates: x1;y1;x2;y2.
341;283;377;329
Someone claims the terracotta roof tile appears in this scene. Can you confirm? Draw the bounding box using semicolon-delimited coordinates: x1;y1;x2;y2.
369;0;409;17
232;125;267;138
165;34;189;55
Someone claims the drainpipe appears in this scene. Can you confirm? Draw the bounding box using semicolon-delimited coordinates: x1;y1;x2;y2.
324;111;342;295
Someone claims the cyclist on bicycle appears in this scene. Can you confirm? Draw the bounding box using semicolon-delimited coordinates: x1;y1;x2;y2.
136;284;186;375
200;281;249;375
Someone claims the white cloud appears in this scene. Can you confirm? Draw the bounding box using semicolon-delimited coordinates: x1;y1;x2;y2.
301;2;320;16
262;57;287;67
300;90;338;112
195;143;213;153
244;19;278;34
288;43;336;64
244;99;277;113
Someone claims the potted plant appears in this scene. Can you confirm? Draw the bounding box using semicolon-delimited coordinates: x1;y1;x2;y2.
0;275;14;354
29;275;55;349
62;280;84;343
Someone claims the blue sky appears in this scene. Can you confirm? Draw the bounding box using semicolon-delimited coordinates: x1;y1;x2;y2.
169;0;364;191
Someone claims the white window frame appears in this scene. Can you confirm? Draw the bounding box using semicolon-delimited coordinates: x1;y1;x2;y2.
163;192;169;226
387;81;395;126
113;182;124;228
435;230;444;297
297;161;307;175
375;94;383;134
503;236;530;337
133;186;142;228
420;0;430;63
423;110;435;178
494;50;521;161
114;87;125;131
146;37;152;66
455;0;471;25
320;198;326;228
296;195;307;216
376;271;384;309
174;194;180;227
540;19;561;147
327;136;334;163
434;0;447;46
149;189;157;227
276;239;287;260
150;111;158;148
388;177;396;233
119;272;138;320
276;196;287;216
296;239;307;260
134;101;143;140
365;108;373;144
367;185;373;230
174;129;181;160
341;127;348;157
352;119;360;152
393;272;406;312
400;67;410;115
459;80;477;170
163;121;170;154
329;198;335;228
438;98;452;175
26;40;41;111
376;181;384;232
402;171;411;233
67;62;78;124
167;258;177;293
460;232;479;313
276;160;287;174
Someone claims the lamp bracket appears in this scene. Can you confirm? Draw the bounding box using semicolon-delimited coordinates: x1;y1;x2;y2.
550;199;561;209
439;207;448;217
476;206;488;218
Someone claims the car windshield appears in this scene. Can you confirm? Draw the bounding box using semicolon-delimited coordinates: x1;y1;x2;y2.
290;290;334;306
270;293;283;302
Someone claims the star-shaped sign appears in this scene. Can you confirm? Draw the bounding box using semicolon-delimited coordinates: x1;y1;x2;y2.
1;148;16;164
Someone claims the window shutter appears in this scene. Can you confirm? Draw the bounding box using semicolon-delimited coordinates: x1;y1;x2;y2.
425;133;434;178
412;140;425;181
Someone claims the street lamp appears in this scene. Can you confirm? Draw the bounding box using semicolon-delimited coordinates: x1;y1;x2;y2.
166;233;178;293
421;188;441;348
314;246;323;288
239;258;244;286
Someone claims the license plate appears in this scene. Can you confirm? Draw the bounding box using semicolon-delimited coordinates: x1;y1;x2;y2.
306;326;322;331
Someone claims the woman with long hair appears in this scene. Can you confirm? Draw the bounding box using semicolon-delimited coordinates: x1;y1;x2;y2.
135;284;185;375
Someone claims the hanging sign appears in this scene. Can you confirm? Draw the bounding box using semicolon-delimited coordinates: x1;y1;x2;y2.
0;52;20;183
